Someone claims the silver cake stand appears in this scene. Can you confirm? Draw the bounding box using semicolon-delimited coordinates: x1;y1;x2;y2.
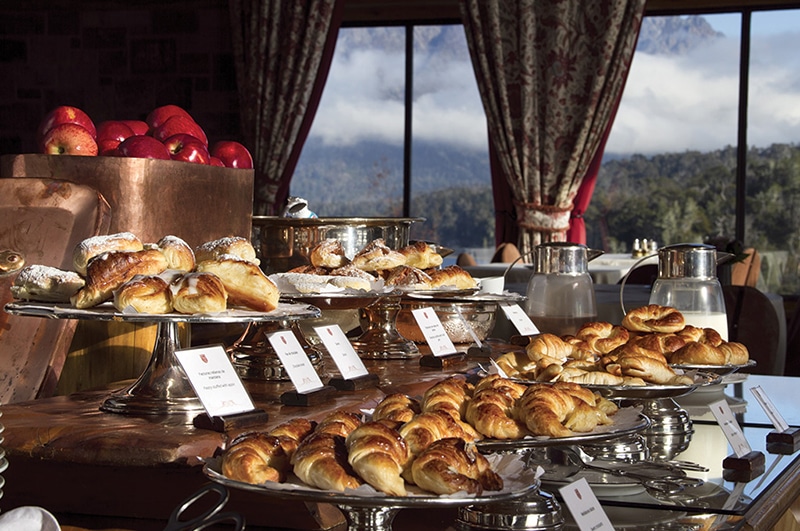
4;301;320;417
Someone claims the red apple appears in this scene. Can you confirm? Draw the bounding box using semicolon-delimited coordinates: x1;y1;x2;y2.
163;133;211;164
211;140;253;169
37;105;96;150
41;123;98;156
146;104;193;131
152;115;208;146
120;120;149;136
97;138;123;156
96;120;135;144
209;156;225;167
117;135;171;160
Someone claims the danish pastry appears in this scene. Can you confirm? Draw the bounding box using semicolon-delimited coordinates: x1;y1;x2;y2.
426;265;477;290
71;248;169;308
398;241;443;270
170;272;228;314
222;432;290;484
11;264;85;302
114;274;173;314
310;239;349;269
196;256;279;312
195;236;259;265
72;232;143;276
152;235;195;272
351;238;406;272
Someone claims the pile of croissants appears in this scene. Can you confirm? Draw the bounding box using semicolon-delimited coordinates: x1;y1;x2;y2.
220;374;617;496
10;231;280;314
496;304;750;386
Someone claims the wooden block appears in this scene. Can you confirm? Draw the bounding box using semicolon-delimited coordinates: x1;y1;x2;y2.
766;427;800;454
466;343;493;359
722;451;766;482
327;373;380;391
192;409;270;432
419;353;465;368
280;385;337;406
509;334;531;346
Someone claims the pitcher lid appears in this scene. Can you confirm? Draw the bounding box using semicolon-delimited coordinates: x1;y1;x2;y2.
533;242;590;274
657;243;718;279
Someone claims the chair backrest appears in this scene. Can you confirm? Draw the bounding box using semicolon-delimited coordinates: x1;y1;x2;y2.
618;263;658;286
723;285;781;375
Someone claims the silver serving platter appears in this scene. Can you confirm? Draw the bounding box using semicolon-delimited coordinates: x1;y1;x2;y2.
475;407;650;452
582;370;722;399
403;291;524;303
670;359;756;376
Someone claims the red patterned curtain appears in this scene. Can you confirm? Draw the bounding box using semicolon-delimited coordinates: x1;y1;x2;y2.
459;0;645;256
229;0;343;216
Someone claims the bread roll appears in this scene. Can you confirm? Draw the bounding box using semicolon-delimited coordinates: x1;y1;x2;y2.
195;236;259;265
73;232;143;275
114;275;172;314
71;249;169;308
11;264;85;302
196;256;279;312
170;272;228;314
410;438;502;495
346;421;411;496
153;235;195;272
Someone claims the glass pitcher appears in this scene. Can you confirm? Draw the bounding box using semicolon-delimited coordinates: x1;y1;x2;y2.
525;242;602;336
648;243;729;340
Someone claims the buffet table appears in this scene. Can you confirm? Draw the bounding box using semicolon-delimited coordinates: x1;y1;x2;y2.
2;356;800;531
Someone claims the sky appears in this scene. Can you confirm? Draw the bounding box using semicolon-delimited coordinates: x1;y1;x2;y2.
304;10;800;159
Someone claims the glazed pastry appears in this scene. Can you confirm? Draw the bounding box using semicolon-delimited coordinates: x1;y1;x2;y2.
196;256;279;312
310;239;349;269
421;376;474;421
398;241;443;270
11;264;85;302
676;325;724;347
291;432;362;491
268;418;317;460
345;421;411;496
514;384;577;438
170;272;228;314
195;236;259;265
465;377;528;440
314;410;363;438
72;232;143;276
152;235;195;272
410;438;502;495
398;411;477;457
71;248;169;308
575;322;630;354
222;432;290;484
622;304;685;333
372;393;421;424
113;274;172;314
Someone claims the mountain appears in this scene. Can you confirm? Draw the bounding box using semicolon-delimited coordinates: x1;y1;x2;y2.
637;15;724;55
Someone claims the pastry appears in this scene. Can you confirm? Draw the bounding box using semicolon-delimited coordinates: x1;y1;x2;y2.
314;410;363;438
71;248;169;308
676;325;724;347
398;241;443;270
575;322;630;354
351;238;406;272
465;378;528;440
152;235;195;272
196;256;279;312
268;418;317;460
291;432;361;491
222;432;290;484
170;272;228;314
409;438;502;495
346;421;411;496
425;265;477;290
113;274;172;314
622;304;685;333
384;265;432;288
195;236;259;265
72;232;143;275
310;239;349;269
613;355;694;385
10;264;85;302
372;393;421;424
398;411;477;457
514;384;577;438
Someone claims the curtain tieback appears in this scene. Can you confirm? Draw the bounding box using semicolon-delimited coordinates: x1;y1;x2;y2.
513;201;573;234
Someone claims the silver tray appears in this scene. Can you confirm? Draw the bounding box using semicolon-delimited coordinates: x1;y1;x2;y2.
581;370;721;399
475;407;649;452
403;291;524;303
670;359;756;376
397;287;480;298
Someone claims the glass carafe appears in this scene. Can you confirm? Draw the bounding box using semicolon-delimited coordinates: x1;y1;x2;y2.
648;243;728;340
525;243;600;336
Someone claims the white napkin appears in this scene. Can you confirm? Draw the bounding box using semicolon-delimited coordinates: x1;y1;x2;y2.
0;506;60;531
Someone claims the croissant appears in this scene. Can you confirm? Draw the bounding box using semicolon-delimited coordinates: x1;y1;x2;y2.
465;384;528;440
410;438;503;495
676;325;724;347
73;231;143;276
526;333;576;361
372;394;421;424
314;410;363;438
614;355;694;385
345;421;411;496
399;411;478;458
421;376;473;420
575;322;630;354
398;241;443;270
221;432;290;484
622;304;685;333
425;265;477;290
268;418;317;460
291;432;361;491
514;384;576;438
629;332;687;356
494;351;539;379
718;341;749;365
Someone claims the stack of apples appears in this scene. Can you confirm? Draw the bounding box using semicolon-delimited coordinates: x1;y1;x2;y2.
37;104;253;169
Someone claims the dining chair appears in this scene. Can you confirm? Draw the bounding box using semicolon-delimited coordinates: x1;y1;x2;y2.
723;285;781;375
617;263;659;286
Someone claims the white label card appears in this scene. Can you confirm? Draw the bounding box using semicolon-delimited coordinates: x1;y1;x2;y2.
175;345;255;418
709;398;752;457
267;330;325;393
411;307;457;357
313;324;369;380
558;478;614;531
750;385;790;432
500;303;539;336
